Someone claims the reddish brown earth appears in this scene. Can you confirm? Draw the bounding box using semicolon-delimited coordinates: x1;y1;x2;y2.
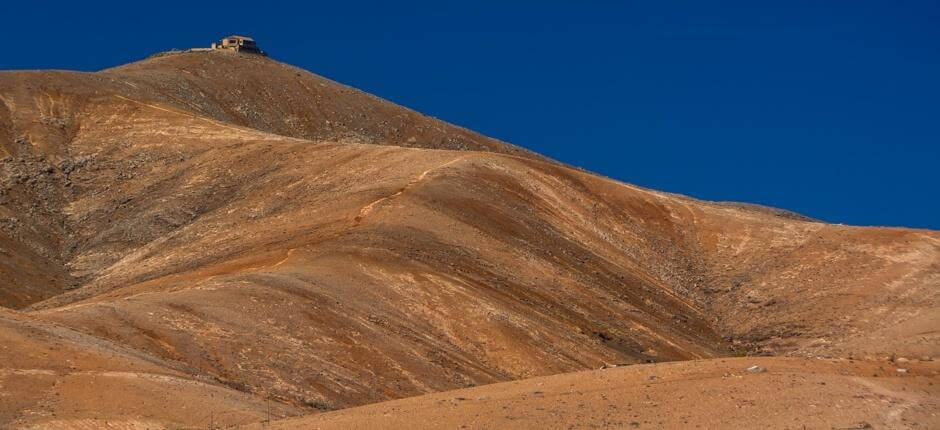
1;51;937;429
261;357;940;430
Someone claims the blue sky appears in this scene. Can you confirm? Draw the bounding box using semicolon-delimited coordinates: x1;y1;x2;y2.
3;1;938;229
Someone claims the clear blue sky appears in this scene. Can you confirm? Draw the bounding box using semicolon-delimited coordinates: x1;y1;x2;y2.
3;1;938;229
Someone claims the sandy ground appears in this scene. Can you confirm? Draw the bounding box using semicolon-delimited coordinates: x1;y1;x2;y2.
261;357;940;430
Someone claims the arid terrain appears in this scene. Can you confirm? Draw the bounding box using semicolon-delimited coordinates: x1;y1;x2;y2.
1;51;937;429
262;357;940;430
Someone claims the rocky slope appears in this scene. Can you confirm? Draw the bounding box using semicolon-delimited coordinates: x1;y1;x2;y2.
0;51;937;428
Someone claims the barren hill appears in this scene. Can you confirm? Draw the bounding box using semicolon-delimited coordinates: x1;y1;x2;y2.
1;51;937;429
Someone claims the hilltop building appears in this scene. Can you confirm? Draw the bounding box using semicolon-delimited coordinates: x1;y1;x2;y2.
211;35;266;56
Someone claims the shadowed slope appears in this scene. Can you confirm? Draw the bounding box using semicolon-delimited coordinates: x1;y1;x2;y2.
103;51;536;157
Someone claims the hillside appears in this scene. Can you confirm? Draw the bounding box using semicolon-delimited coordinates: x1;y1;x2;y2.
1;51;937;428
0;307;302;429
0;52;537;309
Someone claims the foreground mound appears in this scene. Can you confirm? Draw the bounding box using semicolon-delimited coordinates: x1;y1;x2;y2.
261;357;940;429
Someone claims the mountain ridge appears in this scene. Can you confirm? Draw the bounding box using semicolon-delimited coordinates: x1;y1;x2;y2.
1;51;937;428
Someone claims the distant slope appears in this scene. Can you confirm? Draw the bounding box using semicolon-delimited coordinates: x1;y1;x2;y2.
0;51;938;427
1;52;537;161
104;52;537;157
